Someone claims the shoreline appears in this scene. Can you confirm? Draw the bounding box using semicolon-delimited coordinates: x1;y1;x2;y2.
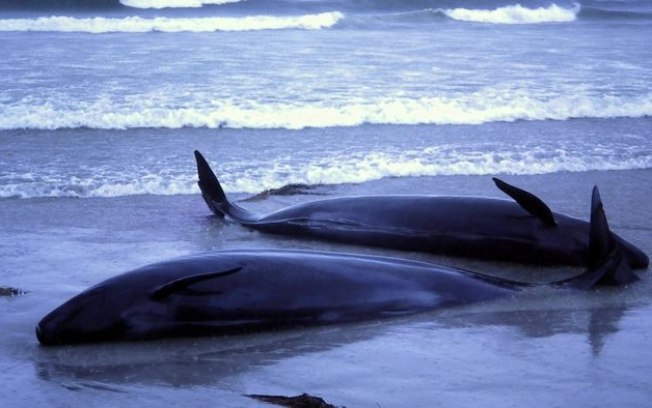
1;123;650;408
2;167;649;295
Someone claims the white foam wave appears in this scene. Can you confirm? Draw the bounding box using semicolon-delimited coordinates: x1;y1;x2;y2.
444;3;579;24
3;145;650;199
0;171;196;199
225;147;652;193
2;92;651;131
0;12;343;33
120;0;242;9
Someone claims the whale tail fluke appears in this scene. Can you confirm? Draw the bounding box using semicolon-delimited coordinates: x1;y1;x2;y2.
194;150;228;218
194;151;259;223
557;186;639;289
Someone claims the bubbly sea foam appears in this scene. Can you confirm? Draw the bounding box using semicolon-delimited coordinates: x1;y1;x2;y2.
0;12;343;33
2;133;651;199
0;3;596;33
1;0;650;199
120;0;243;9
2;91;651;131
443;3;580;24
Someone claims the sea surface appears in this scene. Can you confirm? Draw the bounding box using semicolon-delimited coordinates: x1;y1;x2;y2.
1;0;651;407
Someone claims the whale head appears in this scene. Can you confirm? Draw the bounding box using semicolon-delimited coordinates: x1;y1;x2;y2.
34;255;236;346
36;283;132;346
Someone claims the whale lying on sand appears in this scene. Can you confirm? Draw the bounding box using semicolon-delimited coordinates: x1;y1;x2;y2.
36;187;638;346
195;151;648;269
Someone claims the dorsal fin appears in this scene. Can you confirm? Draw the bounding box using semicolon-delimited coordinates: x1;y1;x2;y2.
589;186;610;270
150;267;242;301
493;178;557;226
556;186;638;289
587;186;638;286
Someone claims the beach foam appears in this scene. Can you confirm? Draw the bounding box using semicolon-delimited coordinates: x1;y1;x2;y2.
0;170;196;199
3;141;651;199
2;91;650;131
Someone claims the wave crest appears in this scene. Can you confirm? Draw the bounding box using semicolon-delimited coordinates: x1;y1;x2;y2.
443;3;580;24
2;92;651;131
0;171;196;199
0;12;343;33
120;0;242;9
3;144;651;199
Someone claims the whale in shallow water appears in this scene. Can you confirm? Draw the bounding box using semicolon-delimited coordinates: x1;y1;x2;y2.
194;151;648;269
36;188;638;346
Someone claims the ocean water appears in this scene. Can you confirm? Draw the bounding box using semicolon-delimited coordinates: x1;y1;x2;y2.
1;0;651;407
1;0;652;198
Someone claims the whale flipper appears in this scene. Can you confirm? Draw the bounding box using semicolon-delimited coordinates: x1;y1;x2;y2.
493;178;557;226
194;150;259;223
150;266;242;301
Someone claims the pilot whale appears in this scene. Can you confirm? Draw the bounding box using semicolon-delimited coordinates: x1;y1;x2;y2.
195;151;648;269
36;188;638;346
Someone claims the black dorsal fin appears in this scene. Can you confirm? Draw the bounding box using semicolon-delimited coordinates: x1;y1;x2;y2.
150;267;242;301
589;185;610;270
493;178;557;226
587;186;638;286
555;186;638;289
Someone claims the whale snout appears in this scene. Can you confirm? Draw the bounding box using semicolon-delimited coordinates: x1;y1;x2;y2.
35;313;126;346
35;288;120;346
35;318;62;346
35;322;51;346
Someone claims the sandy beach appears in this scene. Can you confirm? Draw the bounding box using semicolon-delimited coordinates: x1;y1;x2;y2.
2;165;650;407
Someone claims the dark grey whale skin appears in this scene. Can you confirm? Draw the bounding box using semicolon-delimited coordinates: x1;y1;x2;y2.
35;250;516;345
194;151;648;269
35;188;637;347
35;234;634;346
34;156;640;346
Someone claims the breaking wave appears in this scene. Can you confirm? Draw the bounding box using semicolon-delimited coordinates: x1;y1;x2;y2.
0;171;196;199
120;0;242;9
2;144;651;199
0;12;343;33
226;148;652;194
2;1;651;25
2;92;651;131
442;3;580;24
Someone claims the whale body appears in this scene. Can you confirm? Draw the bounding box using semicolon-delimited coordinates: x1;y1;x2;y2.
195;151;648;269
36;250;513;345
36;187;638;346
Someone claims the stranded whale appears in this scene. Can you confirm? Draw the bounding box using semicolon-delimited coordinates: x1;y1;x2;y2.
36;187;638;346
195;151;648;269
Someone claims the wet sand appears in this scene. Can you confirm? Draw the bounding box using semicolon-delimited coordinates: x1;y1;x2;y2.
1;168;650;407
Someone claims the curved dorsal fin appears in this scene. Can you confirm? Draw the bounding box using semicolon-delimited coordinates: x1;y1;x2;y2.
150;267;242;301
492;178;557;226
556;186;638;289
